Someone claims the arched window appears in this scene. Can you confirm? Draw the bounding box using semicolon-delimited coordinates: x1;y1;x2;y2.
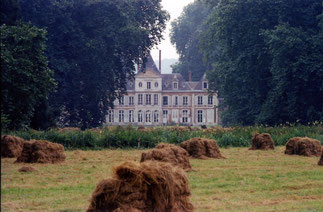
153;110;159;123
138;110;143;122
145;110;151;122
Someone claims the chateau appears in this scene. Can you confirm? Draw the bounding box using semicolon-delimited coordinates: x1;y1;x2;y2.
106;54;220;126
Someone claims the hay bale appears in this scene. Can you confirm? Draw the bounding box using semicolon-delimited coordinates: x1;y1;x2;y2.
285;137;322;157
15;140;66;163
180;137;225;159
18;166;37;172
1;135;25;158
87;161;193;212
140;143;192;171
318;150;323;166
249;133;275;150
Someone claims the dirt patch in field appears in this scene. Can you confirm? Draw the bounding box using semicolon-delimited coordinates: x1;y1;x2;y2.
318;150;323;166
15;140;66;163
285;137;321;157
180;138;225;159
140;143;192;171
87;160;193;212
249;133;275;150
1;135;25;158
18;166;37;172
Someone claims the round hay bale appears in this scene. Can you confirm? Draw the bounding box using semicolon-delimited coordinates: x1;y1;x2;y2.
18;166;37;172
318;150;323;166
15;140;66;163
87;161;194;212
285;137;322;157
180;138;225;159
140;143;192;171
1;135;25;158
249;133;275;150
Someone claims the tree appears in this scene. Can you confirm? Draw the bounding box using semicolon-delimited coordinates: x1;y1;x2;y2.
19;0;169;128
170;1;211;81
201;0;323;125
0;0;21;25
1;23;56;129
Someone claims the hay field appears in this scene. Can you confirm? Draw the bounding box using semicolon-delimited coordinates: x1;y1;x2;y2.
1;147;323;211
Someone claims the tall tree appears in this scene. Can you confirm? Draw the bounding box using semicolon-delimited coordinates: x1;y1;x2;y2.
201;0;323;125
170;1;211;81
19;0;169;128
1;23;56;129
0;0;21;25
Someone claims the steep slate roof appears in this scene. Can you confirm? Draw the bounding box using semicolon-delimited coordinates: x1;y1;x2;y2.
131;54;207;91
162;74;194;91
138;54;161;75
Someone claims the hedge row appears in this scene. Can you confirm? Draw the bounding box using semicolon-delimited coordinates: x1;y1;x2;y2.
6;125;323;150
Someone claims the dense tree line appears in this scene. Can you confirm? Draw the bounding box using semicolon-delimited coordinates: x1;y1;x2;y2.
1;0;168;130
1;0;56;130
172;0;323;125
170;1;212;81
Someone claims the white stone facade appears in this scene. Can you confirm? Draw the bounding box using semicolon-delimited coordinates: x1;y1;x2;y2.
106;56;220;126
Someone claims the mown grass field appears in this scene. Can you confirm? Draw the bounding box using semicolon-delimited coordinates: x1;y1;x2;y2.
1;147;323;211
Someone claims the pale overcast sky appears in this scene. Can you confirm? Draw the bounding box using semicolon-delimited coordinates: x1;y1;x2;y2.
151;0;195;61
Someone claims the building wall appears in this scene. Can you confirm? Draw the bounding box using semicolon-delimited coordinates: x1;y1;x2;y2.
106;70;219;126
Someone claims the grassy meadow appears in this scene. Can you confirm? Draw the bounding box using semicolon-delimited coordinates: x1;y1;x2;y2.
1;147;323;211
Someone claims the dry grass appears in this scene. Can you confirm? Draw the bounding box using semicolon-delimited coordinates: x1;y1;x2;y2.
1;147;323;211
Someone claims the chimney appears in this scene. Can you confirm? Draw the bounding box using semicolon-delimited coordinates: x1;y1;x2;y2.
159;50;161;73
188;71;192;81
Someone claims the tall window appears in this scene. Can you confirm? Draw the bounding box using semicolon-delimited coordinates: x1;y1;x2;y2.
163;110;168;119
147;82;151;89
182;96;188;106
198;96;203;105
119;110;124;122
119;97;124;105
139;82;142;87
146;94;151;105
174;96;178;106
145;110;151;122
182;110;188;123
153;110;159;123
129;110;134;122
163;96;168;106
138;94;143;105
108;110;114;122
208;95;213;105
138;110;143;122
129;96;134;105
203;82;208;89
154;94;158;105
155;82;158;87
173;82;178;89
197;110;203;123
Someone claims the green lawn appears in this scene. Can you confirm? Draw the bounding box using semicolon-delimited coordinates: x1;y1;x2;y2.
1;147;323;211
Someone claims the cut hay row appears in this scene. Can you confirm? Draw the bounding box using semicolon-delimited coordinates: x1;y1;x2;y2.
1;133;322;211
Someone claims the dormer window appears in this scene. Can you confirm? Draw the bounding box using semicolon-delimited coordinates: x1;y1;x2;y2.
203;82;208;89
139;82;142;87
173;82;178;89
